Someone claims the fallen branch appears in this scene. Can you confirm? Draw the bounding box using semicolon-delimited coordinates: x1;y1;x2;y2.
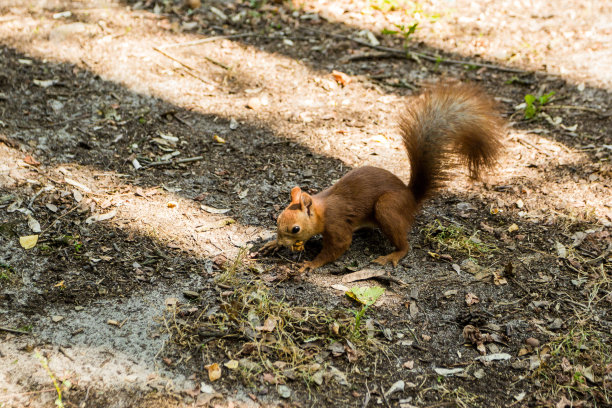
303;28;527;74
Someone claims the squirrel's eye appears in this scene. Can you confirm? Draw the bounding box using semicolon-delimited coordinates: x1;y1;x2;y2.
292;226;300;234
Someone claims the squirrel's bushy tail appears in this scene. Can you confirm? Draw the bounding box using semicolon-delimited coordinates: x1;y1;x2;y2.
401;83;504;204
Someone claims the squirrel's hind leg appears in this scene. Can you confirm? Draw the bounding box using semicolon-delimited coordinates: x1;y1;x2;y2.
372;191;414;267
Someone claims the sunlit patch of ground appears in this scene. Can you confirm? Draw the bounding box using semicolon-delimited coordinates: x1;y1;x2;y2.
300;0;612;88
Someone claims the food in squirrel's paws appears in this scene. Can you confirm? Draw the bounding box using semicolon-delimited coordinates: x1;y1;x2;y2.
263;83;505;272
291;241;305;252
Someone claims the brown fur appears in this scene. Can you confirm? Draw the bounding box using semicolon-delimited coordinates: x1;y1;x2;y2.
261;83;505;272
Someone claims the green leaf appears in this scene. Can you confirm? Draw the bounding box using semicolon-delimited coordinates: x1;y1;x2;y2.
347;286;385;306
381;28;399;35
524;94;537;119
524;104;536;119
406;22;419;36
524;94;536;105
539;91;555;105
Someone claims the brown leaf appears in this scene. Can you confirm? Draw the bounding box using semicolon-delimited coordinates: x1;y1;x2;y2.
493;271;508;285
341;268;385;283
262;372;277;384
465;293;480;306
24;155;41;166
463;325;486;355
256;316;278;332
346;346;364;363
205;363;221;382
193;192;207;201
331;70;351;86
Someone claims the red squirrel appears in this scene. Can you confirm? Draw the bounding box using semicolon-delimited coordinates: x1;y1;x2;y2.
260;83;504;272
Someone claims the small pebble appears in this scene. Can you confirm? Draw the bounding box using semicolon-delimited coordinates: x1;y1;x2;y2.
278;385;291;398
525;337;540;348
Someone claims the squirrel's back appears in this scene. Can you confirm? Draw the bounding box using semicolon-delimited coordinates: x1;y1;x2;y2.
401;83;504;204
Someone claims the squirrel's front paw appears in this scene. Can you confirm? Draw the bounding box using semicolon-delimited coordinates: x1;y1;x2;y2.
257;239;280;255
298;261;315;274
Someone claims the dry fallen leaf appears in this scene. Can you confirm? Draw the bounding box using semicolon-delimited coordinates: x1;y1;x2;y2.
465;293;480;306
23;155;41;166
331;70;351;86
341;269;385;284
493;271;508;285
64;177;91;193
403;360;414;370
462;325;492;355
256;317;278;332
206;363;222;381
262;372;277;384
27;215;41;233
73;189;83;203
200;204;230;214
19;235;39;249
85;210;117;224
224;360;239;370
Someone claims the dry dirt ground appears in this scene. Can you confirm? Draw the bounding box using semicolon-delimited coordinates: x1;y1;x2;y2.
0;1;610;407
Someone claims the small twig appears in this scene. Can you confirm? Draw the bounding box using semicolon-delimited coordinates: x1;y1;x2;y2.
541;104;608;116
58;346;74;361
45;113;90;128
0;326;30;335
345;52;399;62
204;56;230;70
379;382;392;408
362;381;371;408
509;277;531;296
303;28;527;74
28;186;53;210
40;206;78;236
153;47;215;85
144;155;204;168
157;33;256;50
515;136;548;155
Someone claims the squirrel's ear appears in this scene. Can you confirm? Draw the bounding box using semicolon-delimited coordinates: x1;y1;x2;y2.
290;186;302;204
300;192;313;215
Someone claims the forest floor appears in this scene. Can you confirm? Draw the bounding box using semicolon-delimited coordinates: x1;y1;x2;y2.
0;0;610;407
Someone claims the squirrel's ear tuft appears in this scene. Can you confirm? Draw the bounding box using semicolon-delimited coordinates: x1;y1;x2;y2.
290;186;302;204
300;192;313;214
